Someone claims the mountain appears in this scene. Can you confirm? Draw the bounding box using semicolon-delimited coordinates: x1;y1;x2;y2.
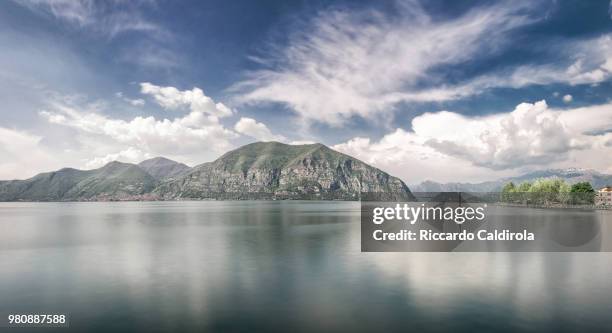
412;168;612;192
153;142;413;200
138;157;191;180
411;180;501;193
0;142;412;201
0;161;157;201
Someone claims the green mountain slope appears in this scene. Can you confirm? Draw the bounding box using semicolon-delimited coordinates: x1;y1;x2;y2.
153;142;413;200
0;161;157;201
0;142;413;201
138;157;191;180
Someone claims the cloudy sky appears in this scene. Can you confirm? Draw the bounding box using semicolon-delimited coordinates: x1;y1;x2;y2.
1;0;611;184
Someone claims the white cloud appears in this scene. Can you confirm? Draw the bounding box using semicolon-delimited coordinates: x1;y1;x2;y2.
478;35;612;88
234;117;285;142
85;147;151;169
39;95;238;162
129;98;145;107
563;94;573;103
12;0;164;38
422;101;587;169
289;140;316;145
11;1;177;71
15;0;93;25
0;127;62;179
233;0;612;126
332;129;502;184
234;2;537;125
115;92;145;106
140;82;233;118
333;101;612;183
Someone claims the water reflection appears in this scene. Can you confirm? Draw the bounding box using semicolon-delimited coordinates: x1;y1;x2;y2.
0;202;611;332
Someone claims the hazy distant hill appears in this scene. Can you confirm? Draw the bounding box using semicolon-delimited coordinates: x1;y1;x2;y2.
0;142;412;201
154;142;413;200
411;180;501;193
138;157;191;180
0;161;157;201
412;168;612;192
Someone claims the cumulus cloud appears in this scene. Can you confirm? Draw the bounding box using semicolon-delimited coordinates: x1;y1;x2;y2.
140;82;233;118
334;101;612;183
423;101;587;169
233;2;537;125
563;94;573;103
332;129;500;184
85;147;151;169
39;95;238;161
19;84;311;177
234;117;285;142
0;127;62;179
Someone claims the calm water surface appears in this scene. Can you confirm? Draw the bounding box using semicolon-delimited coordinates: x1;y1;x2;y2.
1;202;611;332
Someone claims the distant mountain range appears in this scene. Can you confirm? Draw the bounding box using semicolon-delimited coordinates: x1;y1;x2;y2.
0;142;412;201
412;168;612;192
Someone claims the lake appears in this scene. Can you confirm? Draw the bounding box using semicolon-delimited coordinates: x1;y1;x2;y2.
1;201;612;332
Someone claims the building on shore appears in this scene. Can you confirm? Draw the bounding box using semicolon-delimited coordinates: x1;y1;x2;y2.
596;186;612;206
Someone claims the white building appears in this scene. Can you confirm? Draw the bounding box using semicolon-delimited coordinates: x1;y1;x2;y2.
596;186;612;206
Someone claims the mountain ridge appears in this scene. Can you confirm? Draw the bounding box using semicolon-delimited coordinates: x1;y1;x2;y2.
138;157;191;180
154;142;412;200
412;168;612;192
0;142;412;201
0;161;157;201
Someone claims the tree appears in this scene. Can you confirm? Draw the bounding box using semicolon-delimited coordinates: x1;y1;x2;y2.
501;179;581;205
502;182;516;193
527;178;569;204
570;181;595;204
517;181;532;192
501;182;516;202
558;181;571;204
570;182;595;193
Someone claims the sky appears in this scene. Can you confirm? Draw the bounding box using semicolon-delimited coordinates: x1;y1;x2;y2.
0;0;611;184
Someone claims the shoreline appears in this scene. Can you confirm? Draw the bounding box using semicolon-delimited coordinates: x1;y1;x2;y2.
2;199;611;210
493;202;612;211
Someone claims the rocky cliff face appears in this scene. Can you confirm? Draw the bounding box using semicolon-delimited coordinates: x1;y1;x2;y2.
154;142;412;200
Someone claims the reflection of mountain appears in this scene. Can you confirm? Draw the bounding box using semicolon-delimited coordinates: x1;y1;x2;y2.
413;168;612;192
0;142;412;201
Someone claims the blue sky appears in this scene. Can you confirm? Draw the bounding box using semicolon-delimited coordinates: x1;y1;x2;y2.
1;0;611;183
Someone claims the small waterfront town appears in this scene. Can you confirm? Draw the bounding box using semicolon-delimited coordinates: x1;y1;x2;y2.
598;186;612;206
